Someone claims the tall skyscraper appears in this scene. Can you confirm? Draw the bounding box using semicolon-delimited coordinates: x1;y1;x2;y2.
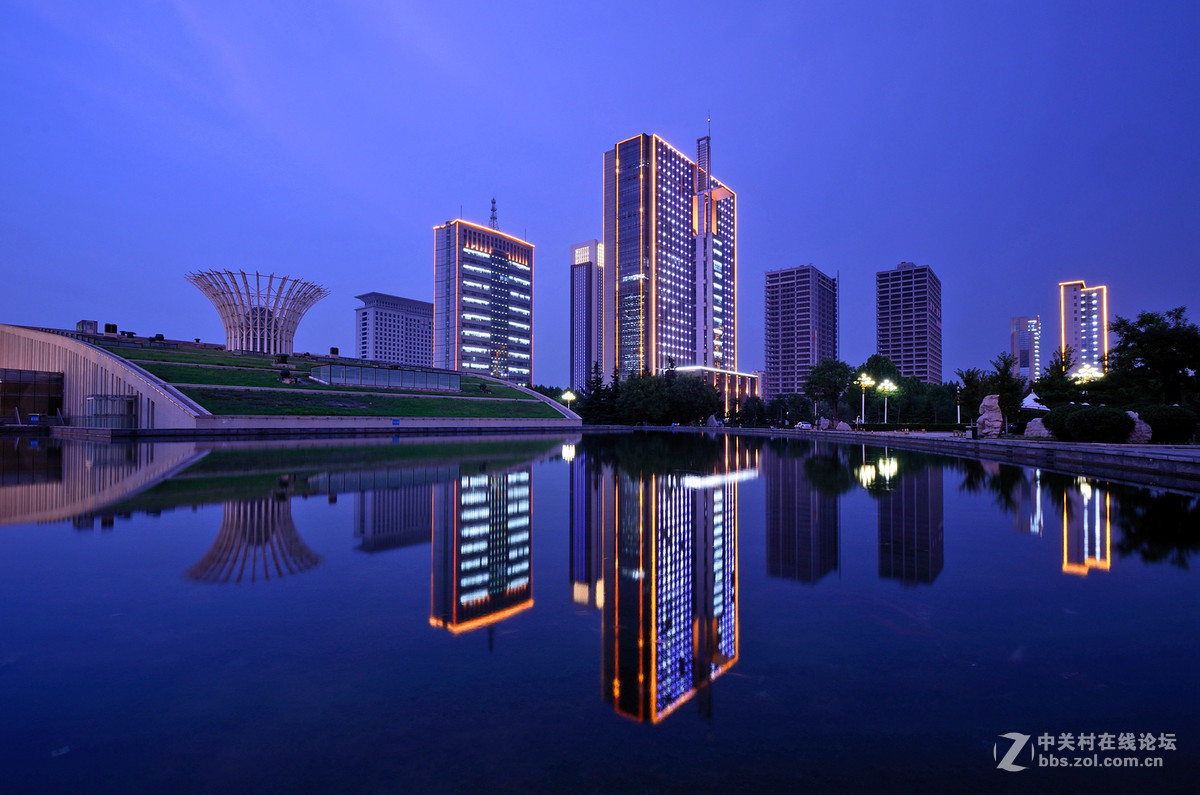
1009;315;1042;381
569;240;604;390
433;218;534;384
763;265;838;399
354;292;433;367
1058;280;1109;374
601;133;739;383
875;262;943;384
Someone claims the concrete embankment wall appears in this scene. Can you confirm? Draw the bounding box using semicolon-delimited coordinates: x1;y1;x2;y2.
582;425;1200;491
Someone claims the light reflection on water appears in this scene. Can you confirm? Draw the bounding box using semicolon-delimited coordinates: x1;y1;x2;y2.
0;433;1195;791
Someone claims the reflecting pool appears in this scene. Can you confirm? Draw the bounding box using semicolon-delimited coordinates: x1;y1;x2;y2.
0;433;1196;791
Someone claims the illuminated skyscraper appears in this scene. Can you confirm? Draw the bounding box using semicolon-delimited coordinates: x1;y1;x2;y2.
602;133;746;401
1010;315;1042;381
763;265;838;399
354;292;433;367
1058;280;1109;374
433;219;534;384
875;262;942;384
569;240;604;390
430;467;532;633
600;437;755;722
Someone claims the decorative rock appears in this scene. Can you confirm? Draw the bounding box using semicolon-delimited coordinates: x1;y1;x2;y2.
1024;418;1052;438
835;421;852;431
1126;412;1152;443
976;394;1004;438
818;418;834;430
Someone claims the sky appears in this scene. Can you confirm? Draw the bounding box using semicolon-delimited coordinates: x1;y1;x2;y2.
2;0;1197;386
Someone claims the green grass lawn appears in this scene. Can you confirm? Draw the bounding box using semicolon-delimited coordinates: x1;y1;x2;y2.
100;345;309;371
180;386;563;418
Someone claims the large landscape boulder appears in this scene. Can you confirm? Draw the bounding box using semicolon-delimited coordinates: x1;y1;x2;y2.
977;394;1004;438
835;421;852;431
818;417;834;430
1024;418;1052;438
1125;412;1153;443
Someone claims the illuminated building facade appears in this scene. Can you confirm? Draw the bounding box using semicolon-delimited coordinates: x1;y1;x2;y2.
875;263;942;384
433;219;534;384
1010;315;1042;381
1058;280;1109;374
600;437;756;722
878;467;944;584
763;446;838;583
569;240;604;390
430;467;532;633
601;134;742;388
763;265;838;399
186;270;329;356
354;292;433;367
1060;478;1110;577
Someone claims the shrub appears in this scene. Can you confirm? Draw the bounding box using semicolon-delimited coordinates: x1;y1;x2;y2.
1044;404;1087;440
1065;406;1135;443
1136;405;1198;444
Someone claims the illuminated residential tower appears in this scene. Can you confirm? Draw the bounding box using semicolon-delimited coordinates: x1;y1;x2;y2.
601;133;753;405
433;218;534;384
1058;280;1109;374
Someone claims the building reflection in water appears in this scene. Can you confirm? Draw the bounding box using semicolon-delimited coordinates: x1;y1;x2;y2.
430;467;533;633
188;495;321;583
1060;478;1110;577
578;436;755;723
1014;468;1045;536
314;465;457;553
0;438;204;527
763;445;838;583
877;459;944;585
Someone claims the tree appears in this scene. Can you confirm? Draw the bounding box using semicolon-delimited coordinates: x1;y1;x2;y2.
954;367;989;423
988;352;1029;429
1033;346;1081;408
804;358;854;422
1109;307;1200;405
666;374;721;425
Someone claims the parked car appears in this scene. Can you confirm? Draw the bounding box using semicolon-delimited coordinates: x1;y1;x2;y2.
796;421;813;430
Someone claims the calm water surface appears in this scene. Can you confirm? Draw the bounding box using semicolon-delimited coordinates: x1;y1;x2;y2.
0;433;1195;793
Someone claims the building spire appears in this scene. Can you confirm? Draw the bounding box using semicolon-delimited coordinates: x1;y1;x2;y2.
490;197;498;230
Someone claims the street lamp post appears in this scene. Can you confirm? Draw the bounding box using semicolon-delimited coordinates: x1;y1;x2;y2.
878;379;897;424
854;373;875;428
561;390;577;414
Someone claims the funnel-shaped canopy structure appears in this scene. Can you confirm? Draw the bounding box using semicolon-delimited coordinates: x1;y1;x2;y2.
186;270;329;355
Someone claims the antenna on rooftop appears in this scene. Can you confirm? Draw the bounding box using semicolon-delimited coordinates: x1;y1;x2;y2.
490;197;498;230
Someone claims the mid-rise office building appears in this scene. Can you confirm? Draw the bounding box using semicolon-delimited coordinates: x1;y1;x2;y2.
1058;280;1108;374
354;292;433;367
1009;315;1042;381
602;133;751;404
763;265;838;399
433;219;534;384
569;240;604;390
875;263;942;384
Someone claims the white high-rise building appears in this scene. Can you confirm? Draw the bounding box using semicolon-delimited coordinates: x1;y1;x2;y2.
1058;280;1109;374
354;292;433;367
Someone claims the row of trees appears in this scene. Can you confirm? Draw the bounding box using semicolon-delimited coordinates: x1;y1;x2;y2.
562;306;1200;431
573;361;722;426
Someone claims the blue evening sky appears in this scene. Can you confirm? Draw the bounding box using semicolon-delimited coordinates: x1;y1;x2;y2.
2;1;1197;385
